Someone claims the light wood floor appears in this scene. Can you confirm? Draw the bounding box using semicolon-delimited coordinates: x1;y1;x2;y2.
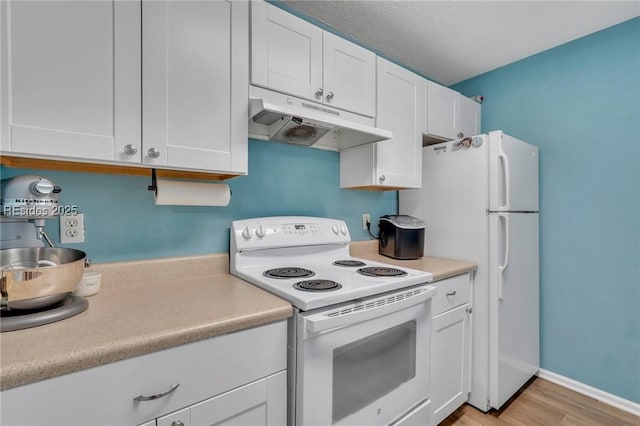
440;377;640;426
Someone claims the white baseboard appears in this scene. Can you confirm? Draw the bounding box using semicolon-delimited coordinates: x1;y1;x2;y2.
537;369;640;417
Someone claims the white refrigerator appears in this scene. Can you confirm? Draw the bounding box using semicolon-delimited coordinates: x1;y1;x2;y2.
399;130;539;411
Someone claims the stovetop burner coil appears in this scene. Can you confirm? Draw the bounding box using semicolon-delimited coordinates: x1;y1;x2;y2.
357;267;408;277
263;267;315;279
333;260;367;267
294;280;342;292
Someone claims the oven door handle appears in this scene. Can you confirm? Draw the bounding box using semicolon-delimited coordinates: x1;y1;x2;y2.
304;285;436;335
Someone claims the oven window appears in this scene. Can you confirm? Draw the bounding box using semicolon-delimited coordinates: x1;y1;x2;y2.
332;321;417;423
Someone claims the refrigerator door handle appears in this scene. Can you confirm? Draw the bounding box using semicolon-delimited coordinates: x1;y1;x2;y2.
498;142;511;211
498;213;510;300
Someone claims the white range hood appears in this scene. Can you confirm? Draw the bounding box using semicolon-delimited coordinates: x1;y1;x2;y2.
248;86;392;151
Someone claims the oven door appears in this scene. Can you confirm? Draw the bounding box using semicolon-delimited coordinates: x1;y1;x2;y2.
295;285;435;426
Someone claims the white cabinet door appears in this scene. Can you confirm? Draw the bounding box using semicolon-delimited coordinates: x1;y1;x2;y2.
431;303;471;425
322;31;375;117
143;0;248;174
457;95;481;138
190;371;286;426
251;1;374;118
251;0;322;102
423;81;481;143
373;57;423;188
340;58;422;189
0;0;141;163
424;80;458;142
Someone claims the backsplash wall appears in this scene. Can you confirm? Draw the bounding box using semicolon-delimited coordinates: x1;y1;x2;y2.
0;139;396;262
453;18;640;404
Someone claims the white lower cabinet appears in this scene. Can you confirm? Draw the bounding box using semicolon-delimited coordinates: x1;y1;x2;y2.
0;321;287;426
430;273;472;425
150;371;286;426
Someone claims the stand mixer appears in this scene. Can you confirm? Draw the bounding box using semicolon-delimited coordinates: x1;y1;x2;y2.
1;175;61;249
0;175;89;331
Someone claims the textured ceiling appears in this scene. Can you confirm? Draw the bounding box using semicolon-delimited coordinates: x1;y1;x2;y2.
281;1;640;85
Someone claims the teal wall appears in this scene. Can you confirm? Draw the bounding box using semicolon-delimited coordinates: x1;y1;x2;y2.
453;18;640;403
1;140;396;262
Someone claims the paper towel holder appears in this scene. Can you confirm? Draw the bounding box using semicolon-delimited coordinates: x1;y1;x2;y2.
148;169;158;194
146;168;233;197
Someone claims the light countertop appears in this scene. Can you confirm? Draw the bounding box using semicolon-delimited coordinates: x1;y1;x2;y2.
350;240;477;281
1;244;475;392
0;254;292;391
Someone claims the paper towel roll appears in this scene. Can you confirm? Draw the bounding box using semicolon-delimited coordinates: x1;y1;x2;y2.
154;178;231;206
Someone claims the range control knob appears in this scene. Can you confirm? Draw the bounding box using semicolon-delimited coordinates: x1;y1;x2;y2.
31;179;55;196
242;226;253;240
256;225;266;238
331;224;340;235
340;225;347;235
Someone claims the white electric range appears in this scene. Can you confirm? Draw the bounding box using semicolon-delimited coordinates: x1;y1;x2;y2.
230;216;436;426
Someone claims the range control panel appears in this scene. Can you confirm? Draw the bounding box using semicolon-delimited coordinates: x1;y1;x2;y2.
231;216;350;251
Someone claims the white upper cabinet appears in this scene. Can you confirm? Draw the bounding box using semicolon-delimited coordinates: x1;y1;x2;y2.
457;94;482;139
251;1;375;118
0;1;141;163
251;1;322;103
322;32;376;117
340;58;423;189
1;0;248;175
424;80;458;142
423;80;481;144
143;0;248;174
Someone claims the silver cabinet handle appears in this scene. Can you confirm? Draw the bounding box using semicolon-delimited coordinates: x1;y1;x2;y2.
326;91;334;100
133;383;180;402
124;144;138;156
315;88;324;97
171;421;184;426
466;306;473;314
147;147;160;159
379;175;386;182
446;291;457;296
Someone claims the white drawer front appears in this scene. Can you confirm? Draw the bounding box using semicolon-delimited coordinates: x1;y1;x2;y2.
0;321;287;426
431;273;471;316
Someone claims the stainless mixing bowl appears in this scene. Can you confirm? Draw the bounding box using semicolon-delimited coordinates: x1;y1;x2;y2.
1;247;86;310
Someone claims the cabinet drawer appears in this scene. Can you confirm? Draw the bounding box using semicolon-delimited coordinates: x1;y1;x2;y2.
0;321;287;426
431;273;471;316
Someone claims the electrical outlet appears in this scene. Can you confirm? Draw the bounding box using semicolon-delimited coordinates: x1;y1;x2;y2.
60;213;85;244
362;213;371;230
